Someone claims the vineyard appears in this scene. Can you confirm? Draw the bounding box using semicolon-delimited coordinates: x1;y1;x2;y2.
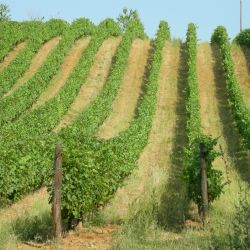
0;17;250;249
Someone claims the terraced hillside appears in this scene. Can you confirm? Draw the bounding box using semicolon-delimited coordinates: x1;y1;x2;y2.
0;19;249;249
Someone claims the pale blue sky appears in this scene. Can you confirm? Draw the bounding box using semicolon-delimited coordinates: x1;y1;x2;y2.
3;0;249;41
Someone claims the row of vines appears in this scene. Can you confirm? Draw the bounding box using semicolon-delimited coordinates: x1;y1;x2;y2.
211;26;250;149
57;20;170;221
0;19;96;127
0;19;133;207
1;19;241;223
0;21;27;62
0;18;98;204
0;20;68;97
183;24;224;212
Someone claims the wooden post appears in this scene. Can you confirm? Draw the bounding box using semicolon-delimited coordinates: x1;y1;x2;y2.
240;0;243;32
200;143;209;225
52;143;62;239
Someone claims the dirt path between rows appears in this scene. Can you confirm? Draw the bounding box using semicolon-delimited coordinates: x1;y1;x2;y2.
17;225;120;250
32;37;91;110
231;45;250;109
97;39;151;139
197;43;250;215
4;37;61;97
101;42;182;222
0;42;26;72
54;37;121;132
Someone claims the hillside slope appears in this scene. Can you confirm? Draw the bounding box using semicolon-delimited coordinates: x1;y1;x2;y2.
0;38;249;250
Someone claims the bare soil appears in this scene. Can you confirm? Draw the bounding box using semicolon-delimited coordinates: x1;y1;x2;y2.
54;37;121;132
101;42;182;221
18;225;120;250
97;39;151;139
32;37;91;109
0;42;26;72
4;37;61;97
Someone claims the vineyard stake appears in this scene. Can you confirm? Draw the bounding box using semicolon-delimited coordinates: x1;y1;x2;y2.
200;143;209;225
52;143;62;239
240;0;243;32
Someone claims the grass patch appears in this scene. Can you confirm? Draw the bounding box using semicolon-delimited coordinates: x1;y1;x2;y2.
0;190;52;249
11;211;52;243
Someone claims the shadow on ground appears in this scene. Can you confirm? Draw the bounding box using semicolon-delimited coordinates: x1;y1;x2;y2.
240;45;250;75
157;42;190;232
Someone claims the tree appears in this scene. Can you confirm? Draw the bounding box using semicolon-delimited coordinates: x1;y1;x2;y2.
117;8;139;32
0;3;11;21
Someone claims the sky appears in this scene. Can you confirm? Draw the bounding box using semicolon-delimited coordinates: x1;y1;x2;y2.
2;0;250;41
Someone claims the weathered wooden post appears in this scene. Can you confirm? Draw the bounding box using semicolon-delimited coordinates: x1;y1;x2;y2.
200;143;209;225
52;143;62;239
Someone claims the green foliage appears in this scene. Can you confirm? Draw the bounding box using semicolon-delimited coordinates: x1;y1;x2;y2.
0;19;90;126
211;26;250;149
0;18;169;223
0;3;10;21
235;29;250;47
11;212;52;243
0;22;24;62
229;189;250;249
183;24;224;211
0;18;97;205
117;8;140;32
54;20;169;221
211;188;250;249
0;20;69;99
184;135;224;209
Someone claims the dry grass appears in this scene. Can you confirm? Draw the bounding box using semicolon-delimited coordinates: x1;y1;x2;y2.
197;43;249;220
101;41;183;223
0;188;50;250
1;41;250;250
4;37;61;97
97;39;151;139
54;37;121;132
17;225;120;250
32;37;91;110
0;42;26;72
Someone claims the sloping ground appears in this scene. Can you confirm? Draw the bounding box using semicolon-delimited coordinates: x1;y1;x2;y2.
97;39;151;139
32;37;91;110
101;41;184;222
0;188;47;224
197;43;249;218
54;37;121;132
231;45;250;108
0;42;26;72
2;41;250;250
4;37;61;97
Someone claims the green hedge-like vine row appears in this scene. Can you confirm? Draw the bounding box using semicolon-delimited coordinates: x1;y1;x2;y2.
0;21;25;62
211;26;250;149
0;19;95;127
1;19;121;137
235;29;250;47
57;21;170;221
0;19;124;206
0;18;98;206
0;20;68;97
59;19;147;138
183;24;224;210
